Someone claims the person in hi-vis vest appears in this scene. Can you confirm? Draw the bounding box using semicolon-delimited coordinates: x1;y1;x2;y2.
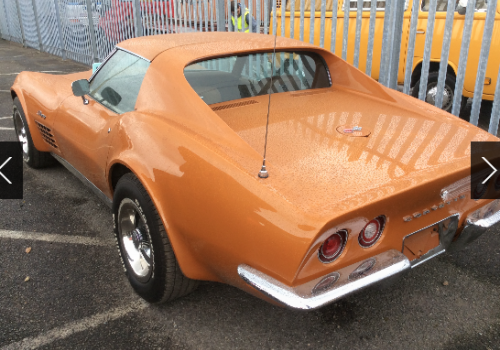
229;2;258;33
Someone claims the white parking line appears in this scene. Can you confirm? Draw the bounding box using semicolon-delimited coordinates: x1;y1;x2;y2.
1;302;148;350
0;90;10;92
0;229;114;246
0;127;14;130
0;116;12;119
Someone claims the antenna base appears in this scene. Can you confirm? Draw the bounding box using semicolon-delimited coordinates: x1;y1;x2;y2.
258;165;269;178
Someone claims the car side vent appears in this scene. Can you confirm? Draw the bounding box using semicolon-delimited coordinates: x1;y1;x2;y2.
211;100;259;111
35;121;58;148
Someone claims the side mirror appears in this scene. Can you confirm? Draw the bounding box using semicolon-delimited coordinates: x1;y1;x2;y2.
72;79;90;105
72;79;90;96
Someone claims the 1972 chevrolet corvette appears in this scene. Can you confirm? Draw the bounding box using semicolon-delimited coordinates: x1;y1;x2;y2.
10;32;500;310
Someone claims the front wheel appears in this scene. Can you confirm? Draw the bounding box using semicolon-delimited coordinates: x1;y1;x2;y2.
113;173;198;303
411;72;464;113
12;97;54;168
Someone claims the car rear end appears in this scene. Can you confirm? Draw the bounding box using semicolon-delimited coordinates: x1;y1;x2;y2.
175;39;500;309
238;171;500;310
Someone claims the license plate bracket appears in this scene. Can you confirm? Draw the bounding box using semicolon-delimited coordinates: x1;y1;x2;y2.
402;214;459;268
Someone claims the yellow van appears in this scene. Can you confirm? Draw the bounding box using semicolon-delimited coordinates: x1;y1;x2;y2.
275;0;499;112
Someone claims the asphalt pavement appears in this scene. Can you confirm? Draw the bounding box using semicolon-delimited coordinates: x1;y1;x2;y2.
0;39;499;350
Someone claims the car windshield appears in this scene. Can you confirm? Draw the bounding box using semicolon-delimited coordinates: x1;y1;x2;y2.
184;51;331;105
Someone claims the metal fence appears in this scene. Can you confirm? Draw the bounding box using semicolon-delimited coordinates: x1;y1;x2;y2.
0;0;499;134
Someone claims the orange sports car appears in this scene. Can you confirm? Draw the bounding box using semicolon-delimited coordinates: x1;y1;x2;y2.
10;32;500;310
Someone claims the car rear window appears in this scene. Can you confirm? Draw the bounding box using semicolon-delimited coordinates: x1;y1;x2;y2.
184;51;331;105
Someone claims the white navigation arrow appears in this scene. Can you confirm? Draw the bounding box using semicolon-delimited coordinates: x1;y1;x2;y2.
0;157;12;184
482;157;497;184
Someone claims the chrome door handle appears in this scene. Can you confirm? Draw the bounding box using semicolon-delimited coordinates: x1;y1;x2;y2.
417;30;425;34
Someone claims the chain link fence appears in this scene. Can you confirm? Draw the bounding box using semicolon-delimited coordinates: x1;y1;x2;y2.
0;0;499;133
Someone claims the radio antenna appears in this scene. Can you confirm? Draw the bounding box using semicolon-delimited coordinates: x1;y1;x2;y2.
258;30;278;179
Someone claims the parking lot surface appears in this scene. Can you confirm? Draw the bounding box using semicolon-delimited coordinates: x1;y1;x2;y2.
0;39;499;350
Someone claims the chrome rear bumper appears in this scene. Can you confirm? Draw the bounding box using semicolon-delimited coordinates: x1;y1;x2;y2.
449;206;500;252
238;250;411;310
239;203;500;310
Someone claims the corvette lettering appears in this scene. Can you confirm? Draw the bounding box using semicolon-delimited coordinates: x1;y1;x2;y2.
403;195;467;222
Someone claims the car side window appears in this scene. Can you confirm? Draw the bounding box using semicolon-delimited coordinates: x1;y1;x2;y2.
421;0;488;12
88;49;150;114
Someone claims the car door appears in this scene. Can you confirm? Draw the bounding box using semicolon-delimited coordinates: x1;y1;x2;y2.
53;49;150;194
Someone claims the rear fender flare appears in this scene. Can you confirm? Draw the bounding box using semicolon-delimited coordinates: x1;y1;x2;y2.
106;136;220;283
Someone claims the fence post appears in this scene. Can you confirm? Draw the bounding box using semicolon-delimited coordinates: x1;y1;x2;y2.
53;0;66;59
434;0;455;109
31;0;43;51
365;0;377;76
0;1;3;39
217;0;224;31
418;0;437;101
84;0;98;63
388;0;405;90
488;67;500;135
309;0;315;43
353;0;362;68
14;0;26;47
341;0;349;60
470;0;497;126
379;0;393;86
281;0;286;37
451;0;475;116
330;0;338;54
272;0;277;36
403;0;420;94
319;0;326;47
132;0;143;37
1;0;11;41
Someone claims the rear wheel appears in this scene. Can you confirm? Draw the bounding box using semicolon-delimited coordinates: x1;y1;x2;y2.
411;72;465;113
113;173;198;303
12;97;54;168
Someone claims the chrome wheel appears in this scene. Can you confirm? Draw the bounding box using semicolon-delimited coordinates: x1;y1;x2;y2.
13;109;29;155
118;198;153;282
425;82;454;111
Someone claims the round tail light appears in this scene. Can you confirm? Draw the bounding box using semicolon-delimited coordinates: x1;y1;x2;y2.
358;216;386;248
318;230;348;263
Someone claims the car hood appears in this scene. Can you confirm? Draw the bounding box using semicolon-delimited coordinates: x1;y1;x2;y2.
213;86;497;219
12;70;92;112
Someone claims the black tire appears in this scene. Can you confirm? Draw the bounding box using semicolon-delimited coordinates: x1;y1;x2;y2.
12;97;54;168
113;173;198;303
411;71;466;113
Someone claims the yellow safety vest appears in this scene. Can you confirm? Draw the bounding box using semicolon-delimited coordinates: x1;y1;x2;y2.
231;10;250;33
